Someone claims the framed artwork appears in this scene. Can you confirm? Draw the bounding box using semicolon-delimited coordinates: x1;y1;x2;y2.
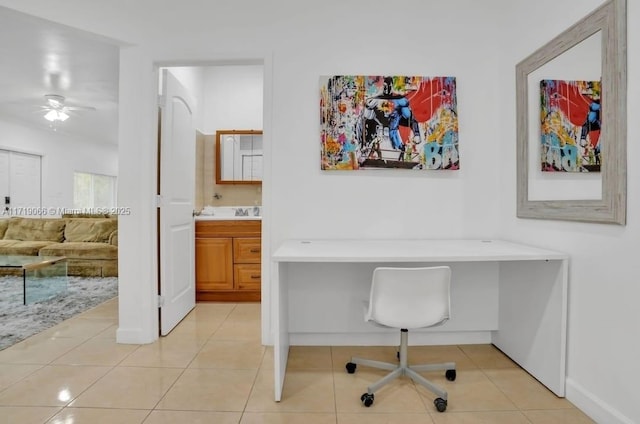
540;79;601;173
320;75;458;171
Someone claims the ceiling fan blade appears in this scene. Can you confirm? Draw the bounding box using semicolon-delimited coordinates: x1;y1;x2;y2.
65;105;97;112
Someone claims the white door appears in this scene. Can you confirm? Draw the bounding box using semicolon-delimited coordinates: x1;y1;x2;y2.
0;150;9;214
0;150;41;216
158;69;196;335
10;151;41;211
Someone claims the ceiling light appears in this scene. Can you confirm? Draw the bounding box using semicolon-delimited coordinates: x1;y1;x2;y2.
44;110;69;122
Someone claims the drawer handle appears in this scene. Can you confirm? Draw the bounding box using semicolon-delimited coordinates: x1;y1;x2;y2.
250;248;260;253
251;275;261;279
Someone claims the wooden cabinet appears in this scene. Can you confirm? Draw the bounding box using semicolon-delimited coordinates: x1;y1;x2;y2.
195;220;261;301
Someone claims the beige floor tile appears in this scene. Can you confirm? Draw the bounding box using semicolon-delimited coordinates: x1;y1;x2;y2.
211;320;263;342
483;369;573;410
331;346;398;371
338;412;434;423
47;407;150;424
407;345;478;370
119;336;201;368
0;406;61;424
163;318;223;342
184;302;236;322
156;368;257;411
36;317;114;340
0;337;85;364
430;410;531;423
189;339;265;370
242;412;338;424
69;367;182;409
246;369;335;413
226;303;261;321
416;369;517;413
145;410;242;424
334;369;428;413
0;365;110;407
524;409;597;423
0;298;599;424
52;337;138;366
78;299;119;320
0;364;42;391
458;345;518;370
287;346;332;370
91;323;119;340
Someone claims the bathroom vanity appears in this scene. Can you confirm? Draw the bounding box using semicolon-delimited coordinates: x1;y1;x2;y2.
195;213;261;301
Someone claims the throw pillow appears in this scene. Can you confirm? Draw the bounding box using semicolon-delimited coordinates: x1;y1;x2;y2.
64;218;117;243
3;217;66;242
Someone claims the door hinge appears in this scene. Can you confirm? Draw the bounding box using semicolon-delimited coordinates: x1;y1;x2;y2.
158;94;166;108
157;295;165;308
155;194;163;208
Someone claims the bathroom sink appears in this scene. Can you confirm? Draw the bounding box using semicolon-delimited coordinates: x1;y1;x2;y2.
198;206;261;219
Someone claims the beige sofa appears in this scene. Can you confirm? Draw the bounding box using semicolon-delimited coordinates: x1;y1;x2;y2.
0;216;118;277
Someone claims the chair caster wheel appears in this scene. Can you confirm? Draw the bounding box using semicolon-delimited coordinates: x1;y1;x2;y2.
434;397;447;412
445;369;456;381
345;362;357;374
361;392;374;407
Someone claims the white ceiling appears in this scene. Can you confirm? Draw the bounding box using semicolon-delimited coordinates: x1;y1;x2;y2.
0;7;120;145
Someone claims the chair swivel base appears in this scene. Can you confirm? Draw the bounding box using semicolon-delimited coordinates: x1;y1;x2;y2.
345;331;456;412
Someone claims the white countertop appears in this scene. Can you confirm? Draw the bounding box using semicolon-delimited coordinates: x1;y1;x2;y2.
195;215;261;221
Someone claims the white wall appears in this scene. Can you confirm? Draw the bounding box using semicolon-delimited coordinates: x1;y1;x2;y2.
0;118;118;211
201;65;263;133
0;1;636;422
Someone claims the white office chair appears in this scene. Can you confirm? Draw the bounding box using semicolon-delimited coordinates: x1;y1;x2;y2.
345;266;456;412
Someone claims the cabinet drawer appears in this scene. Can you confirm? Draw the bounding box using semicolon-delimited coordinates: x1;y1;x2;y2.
234;264;261;290
233;238;261;263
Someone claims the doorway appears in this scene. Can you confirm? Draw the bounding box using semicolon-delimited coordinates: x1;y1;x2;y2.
157;63;265;334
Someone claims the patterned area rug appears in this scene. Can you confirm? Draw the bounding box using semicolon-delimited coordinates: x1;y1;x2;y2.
0;276;118;351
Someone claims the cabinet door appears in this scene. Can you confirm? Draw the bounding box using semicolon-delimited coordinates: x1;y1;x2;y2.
233;237;261;263
234;264;261;290
195;238;233;291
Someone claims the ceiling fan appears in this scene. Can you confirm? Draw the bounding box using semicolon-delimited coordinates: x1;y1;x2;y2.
38;94;96;122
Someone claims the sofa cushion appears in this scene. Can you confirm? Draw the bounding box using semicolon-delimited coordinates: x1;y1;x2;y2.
0;219;8;239
39;242;118;260
3;218;65;242
0;240;57;256
64;218;117;243
62;213;112;218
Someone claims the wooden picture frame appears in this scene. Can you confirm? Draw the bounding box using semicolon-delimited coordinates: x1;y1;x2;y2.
516;0;626;224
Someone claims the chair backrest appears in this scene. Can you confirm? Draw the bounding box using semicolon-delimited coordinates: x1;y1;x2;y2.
366;266;451;329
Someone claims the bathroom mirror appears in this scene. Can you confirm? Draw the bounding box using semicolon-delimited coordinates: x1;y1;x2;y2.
215;130;263;184
516;0;626;224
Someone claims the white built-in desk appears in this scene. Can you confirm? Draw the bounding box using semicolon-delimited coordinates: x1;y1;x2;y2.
271;239;568;402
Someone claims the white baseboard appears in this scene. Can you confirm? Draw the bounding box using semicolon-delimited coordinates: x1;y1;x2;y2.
566;378;635;424
289;331;492;346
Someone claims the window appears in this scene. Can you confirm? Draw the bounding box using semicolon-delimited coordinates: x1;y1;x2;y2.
73;172;117;209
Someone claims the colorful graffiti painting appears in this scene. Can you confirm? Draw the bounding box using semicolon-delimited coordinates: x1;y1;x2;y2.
540;79;601;172
320;75;459;171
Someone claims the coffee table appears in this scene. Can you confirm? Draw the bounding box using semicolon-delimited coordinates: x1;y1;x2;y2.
0;255;68;304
